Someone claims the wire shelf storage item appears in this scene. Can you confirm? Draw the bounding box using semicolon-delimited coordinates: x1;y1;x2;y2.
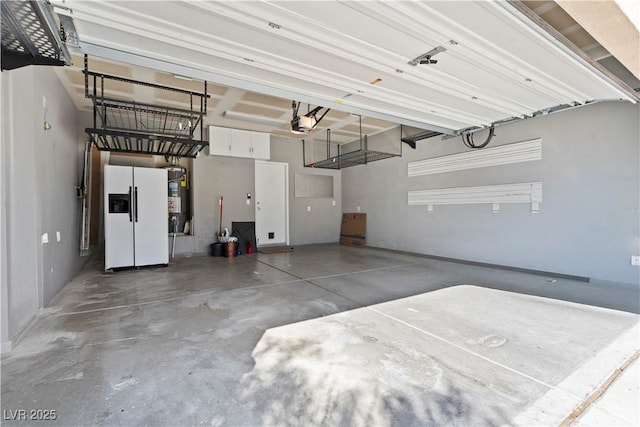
84;55;209;158
303;125;402;170
1;0;73;70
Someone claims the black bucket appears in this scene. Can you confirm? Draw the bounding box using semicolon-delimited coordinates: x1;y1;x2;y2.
210;242;224;257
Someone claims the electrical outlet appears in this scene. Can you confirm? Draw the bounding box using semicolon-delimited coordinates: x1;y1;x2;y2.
357;206;361;212
332;200;336;206
631;256;640;266
307;206;311;212
41;233;49;244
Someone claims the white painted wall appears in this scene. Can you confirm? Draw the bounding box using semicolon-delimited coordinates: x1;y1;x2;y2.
1;66;85;345
342;101;640;285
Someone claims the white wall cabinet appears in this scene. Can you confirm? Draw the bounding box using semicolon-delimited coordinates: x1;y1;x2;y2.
209;126;270;159
210;126;233;156
231;129;252;157
251;132;271;159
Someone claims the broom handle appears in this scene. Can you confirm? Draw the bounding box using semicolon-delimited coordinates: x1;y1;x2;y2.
219;196;223;234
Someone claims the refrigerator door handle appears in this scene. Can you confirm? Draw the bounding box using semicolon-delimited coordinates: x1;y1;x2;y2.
134;186;139;222
128;186;133;222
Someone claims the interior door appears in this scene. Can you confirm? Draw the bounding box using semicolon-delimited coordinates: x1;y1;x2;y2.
133;167;169;266
104;165;134;269
255;160;288;246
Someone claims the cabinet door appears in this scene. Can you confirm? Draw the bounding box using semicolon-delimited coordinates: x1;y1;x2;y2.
231;129;253;158
209;126;232;156
251;132;271;159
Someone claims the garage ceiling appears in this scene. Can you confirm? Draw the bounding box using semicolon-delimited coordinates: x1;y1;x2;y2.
57;53;399;145
52;0;638;141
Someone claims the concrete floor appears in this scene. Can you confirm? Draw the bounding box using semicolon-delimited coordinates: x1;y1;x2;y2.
1;244;638;426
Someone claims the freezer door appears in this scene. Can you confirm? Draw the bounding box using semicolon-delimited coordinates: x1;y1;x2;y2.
133;167;169;266
104;165;134;269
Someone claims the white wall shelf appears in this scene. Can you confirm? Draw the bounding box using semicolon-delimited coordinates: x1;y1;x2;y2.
408;138;542;177
408;182;542;212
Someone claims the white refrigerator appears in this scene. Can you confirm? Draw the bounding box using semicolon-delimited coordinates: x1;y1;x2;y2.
104;165;168;270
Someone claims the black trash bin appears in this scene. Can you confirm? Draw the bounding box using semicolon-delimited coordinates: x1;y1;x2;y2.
210;242;224;257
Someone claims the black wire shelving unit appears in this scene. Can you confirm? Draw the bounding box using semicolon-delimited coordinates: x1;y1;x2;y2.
1;0;73;70
305;146;399;170
303;126;401;170
84;55;209;158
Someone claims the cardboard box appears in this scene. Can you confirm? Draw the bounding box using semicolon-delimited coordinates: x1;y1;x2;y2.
340;213;366;247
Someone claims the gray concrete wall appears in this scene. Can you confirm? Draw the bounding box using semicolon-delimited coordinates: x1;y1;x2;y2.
179;136;342;255
342;101;640;285
189;154;256;254
1;66;85;342
3;67;40;340
271;137;342;245
36;68;86;304
1;68;11;351
100;153;257;257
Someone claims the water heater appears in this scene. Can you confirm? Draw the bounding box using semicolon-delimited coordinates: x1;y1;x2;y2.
165;165;190;234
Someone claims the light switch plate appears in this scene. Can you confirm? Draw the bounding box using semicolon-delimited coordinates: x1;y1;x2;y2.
307;206;311;212
632;256;640;266
56;231;61;242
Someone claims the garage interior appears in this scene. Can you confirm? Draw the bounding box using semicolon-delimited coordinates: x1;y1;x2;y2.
1;1;639;426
